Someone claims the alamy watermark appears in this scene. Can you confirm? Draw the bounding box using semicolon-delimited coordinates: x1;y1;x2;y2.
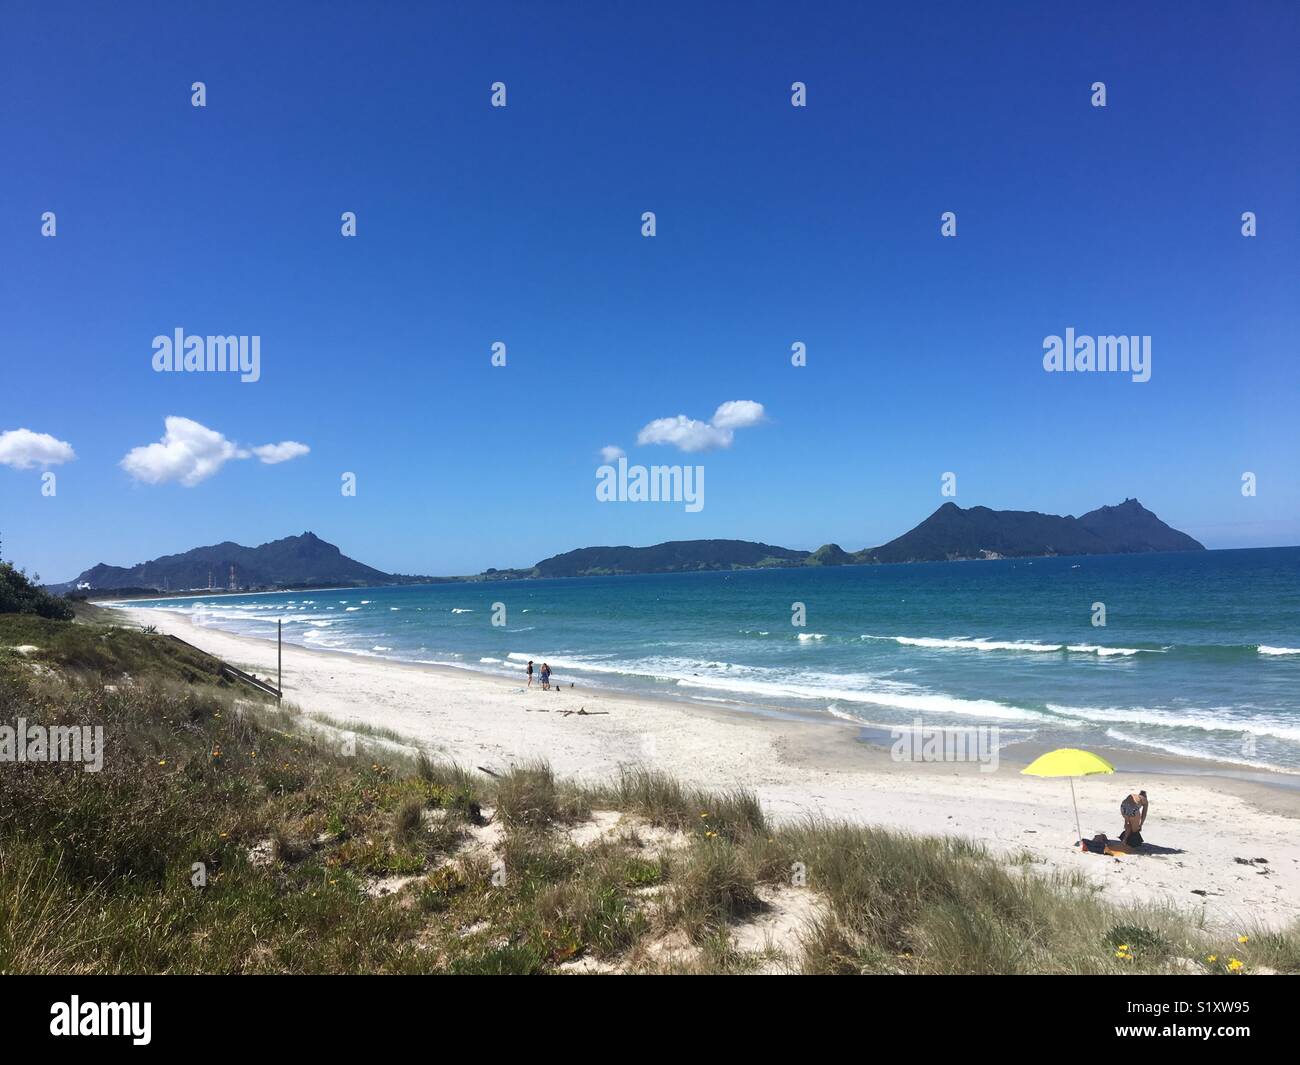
1043;328;1150;383
50;996;150;1045
891;718;1000;772
1;718;104;772
596;456;704;512
151;328;261;382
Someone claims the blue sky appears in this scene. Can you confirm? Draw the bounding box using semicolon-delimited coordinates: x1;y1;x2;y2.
1;0;1297;581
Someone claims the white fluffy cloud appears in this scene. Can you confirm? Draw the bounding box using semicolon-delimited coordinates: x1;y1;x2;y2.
599;444;626;462
637;416;733;452
121;418;245;486
635;400;766;453
121;417;308;486
0;428;77;470
252;441;311;464
710;399;765;430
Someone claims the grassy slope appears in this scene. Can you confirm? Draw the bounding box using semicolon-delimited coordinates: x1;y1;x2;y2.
1;614;1294;975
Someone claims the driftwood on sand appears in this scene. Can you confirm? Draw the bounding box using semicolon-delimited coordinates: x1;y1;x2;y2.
523;706;609;716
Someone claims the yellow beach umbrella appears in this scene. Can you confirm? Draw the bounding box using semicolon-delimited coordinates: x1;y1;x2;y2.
1021;748;1115;844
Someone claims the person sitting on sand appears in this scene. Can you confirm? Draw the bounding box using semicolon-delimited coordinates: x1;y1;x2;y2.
1119;790;1148;846
526;660;534;688
540;662;551;690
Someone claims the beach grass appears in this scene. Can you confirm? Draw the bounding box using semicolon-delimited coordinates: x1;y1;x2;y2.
584;765;767;841
1;611;1294;975
495;759;591;828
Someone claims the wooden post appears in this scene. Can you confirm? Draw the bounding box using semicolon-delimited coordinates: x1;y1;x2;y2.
278;619;283;703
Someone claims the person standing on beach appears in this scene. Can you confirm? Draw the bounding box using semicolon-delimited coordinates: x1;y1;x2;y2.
526;660;534;688
1120;790;1148;845
540;662;551;691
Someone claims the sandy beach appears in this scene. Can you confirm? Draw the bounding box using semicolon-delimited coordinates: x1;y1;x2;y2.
116;605;1300;931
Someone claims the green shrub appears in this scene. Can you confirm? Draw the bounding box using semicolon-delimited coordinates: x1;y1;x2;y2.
0;563;74;621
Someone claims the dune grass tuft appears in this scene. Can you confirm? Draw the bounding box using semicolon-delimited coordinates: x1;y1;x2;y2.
495;760;590;828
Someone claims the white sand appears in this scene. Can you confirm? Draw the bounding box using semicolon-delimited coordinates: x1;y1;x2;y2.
117;606;1300;931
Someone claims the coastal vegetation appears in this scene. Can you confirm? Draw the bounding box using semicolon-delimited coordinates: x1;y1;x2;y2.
0;559;74;621
1;609;1292;975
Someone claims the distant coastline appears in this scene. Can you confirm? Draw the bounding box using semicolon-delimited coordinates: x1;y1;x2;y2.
56;497;1206;594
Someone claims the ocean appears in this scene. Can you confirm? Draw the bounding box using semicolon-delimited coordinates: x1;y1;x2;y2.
112;548;1300;773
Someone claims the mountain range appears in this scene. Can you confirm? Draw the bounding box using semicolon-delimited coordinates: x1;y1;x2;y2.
864;498;1203;565
56;532;424;593
49;499;1203;593
523;499;1202;576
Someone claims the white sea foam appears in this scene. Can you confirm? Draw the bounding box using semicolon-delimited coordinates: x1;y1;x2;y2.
451;608;474;614
1047;703;1300;743
1104;729;1299;775
865;634;1157;656
827;705;1035;743
677;673;1044;722
184;607;279;624
505;651;647;677
866;635;1063;653
499;651;1039;722
1259;645;1300;656
796;633;826;641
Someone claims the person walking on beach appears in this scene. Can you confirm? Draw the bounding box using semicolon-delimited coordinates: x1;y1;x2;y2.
540;662;551;691
1119;789;1148;845
526;660;534;688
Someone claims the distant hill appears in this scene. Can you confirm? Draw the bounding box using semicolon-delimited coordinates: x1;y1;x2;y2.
806;543;855;566
50;532;422;594
524;499;1203;577
860;499;1204;563
533;539;808;578
1076;499;1206;554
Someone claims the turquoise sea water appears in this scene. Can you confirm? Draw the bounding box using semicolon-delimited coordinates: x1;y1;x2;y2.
114;548;1300;773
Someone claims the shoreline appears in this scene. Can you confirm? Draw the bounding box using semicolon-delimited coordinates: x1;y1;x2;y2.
101;597;1300;790
109;605;1300;930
